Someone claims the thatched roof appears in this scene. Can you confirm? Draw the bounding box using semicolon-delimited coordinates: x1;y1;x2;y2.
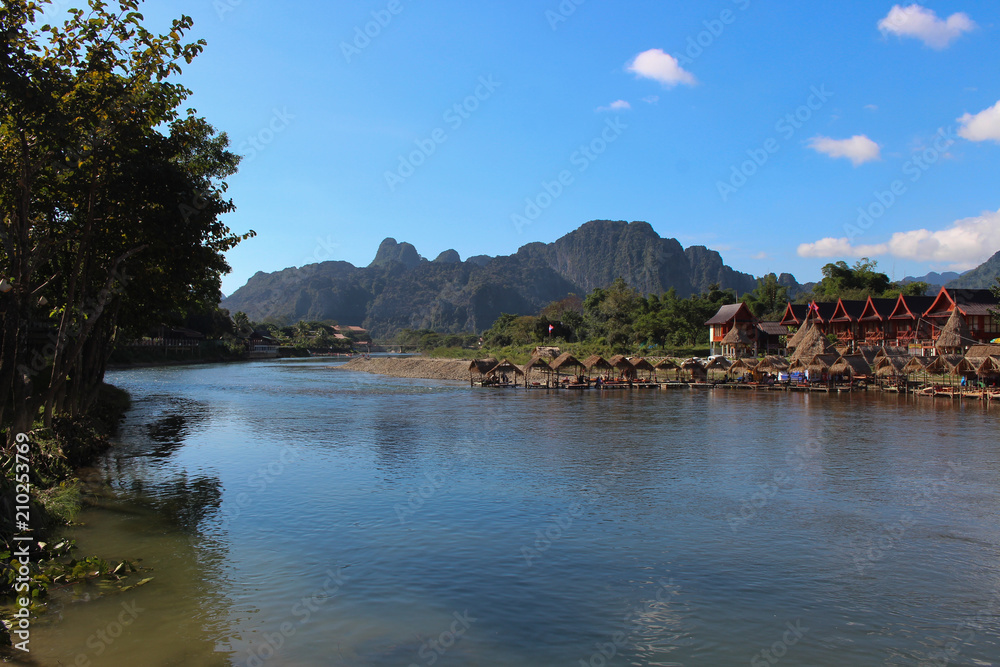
680;358;705;370
728;358;754;372
705;356;732;370
532;346;562;359
469;358;498;375
935;309;970;352
582;355;613;371
790;324;833;362
830;355;872;377
901;356;933;374
487;359;525;377
787;358;809;372
927;354;971;375
806;353;841;373
523;355;553;374
754;355;789;373
967;344;1000;358
721;326;752;346
653;358;679;370
875;356;909;377
549;352;583;372
607;355;634;371
631;358;656;372
786;321;813;351
977;356;1000;375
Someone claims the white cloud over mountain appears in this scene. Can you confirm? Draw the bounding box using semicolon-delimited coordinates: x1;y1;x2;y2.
797;209;1000;270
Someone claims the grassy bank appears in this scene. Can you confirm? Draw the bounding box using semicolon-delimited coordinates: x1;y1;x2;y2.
1;384;142;649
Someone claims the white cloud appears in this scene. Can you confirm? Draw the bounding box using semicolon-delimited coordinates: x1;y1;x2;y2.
642;95;660;105
878;4;976;49
626;49;696;87
596;100;631;113
864;104;879;112
797;209;1000;270
807;135;882;166
958;100;1000;143
751;251;770;260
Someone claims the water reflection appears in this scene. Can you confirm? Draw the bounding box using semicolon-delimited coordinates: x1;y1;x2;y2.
27;360;1000;666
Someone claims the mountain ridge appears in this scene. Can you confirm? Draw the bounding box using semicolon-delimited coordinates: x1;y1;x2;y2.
221;220;761;335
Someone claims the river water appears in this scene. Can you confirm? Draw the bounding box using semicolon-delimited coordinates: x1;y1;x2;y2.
25;359;1000;666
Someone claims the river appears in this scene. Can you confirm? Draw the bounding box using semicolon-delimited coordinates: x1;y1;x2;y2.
25;358;1000;666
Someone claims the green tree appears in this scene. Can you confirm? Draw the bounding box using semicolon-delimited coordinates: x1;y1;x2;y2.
741;273;789;319
1;1;253;435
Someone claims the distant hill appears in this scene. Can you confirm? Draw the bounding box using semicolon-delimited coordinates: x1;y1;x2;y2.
946;251;1000;289
221;220;759;336
899;270;964;294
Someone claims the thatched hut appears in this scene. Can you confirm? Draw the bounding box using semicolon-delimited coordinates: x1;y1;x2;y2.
523;355;554;386
706;356;732;370
608;355;638;380
901;356;932;375
721;325;753;358
653;357;679;381
875;356;909;378
927;354;971;376
631;358;657;381
582;355;614;376
549;353;584;383
486;359;525;384
786;320;814;352
830;355;872;379
935;309;970;355
469;358;498;383
790;324;833;363
728;357;754;376
754;356;789;375
806;353;841;374
680;358;708;382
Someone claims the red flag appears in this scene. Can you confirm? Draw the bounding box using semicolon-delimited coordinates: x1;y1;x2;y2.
548;324;554;333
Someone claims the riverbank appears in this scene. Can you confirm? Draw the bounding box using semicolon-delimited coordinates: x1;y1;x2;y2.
338;356;471;381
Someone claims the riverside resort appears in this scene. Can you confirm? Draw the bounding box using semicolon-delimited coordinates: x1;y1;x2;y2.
463;286;1000;399
5;1;1000;666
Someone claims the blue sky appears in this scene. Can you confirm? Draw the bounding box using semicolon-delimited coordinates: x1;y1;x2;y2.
79;1;1000;295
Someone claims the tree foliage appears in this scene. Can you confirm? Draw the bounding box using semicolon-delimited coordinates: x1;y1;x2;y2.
1;0;253;439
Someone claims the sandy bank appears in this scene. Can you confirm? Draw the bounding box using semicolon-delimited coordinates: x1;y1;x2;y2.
338;356;472;381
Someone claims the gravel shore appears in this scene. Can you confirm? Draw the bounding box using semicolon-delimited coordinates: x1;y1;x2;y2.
338;356;472;381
